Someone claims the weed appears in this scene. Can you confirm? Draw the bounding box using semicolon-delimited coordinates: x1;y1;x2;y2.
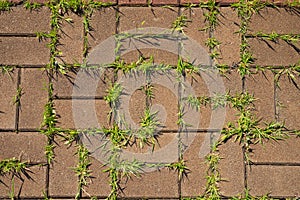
0;158;28;177
102;124;131;147
73;145;92;199
0;65;14;78
24;1;42;10
134;108;160;150
166;159;189;181
199;0;220;32
12;87;23;106
172;15;190;34
0;0;13;12
104;82;123;120
203;143;221;199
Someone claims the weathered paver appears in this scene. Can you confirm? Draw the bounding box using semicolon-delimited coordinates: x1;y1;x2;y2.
0;70;18;130
88;8;116;53
181;133;207;197
250;135;300;164
52;68;114;98
54;99;110;129
249;8;300;34
118;7;179;65
0;6;50;34
0;132;47;163
245;70;275;122
248;165;300;197
19;68;48;130
58;13;83;64
277;75;300;130
0;37;49;65
120;168;179;198
219;139;245;197
216;7;240;65
249;38;300;66
0;165;46;198
49;140;78;197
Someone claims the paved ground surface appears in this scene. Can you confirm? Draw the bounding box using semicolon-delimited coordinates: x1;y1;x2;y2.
0;0;300;199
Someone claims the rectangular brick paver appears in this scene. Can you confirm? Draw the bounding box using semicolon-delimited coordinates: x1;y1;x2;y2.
248;165;300;197
53;68;114;98
54;99;110;129
250;135;300;164
58;13;83;64
0;37;49;66
0;165;46;198
0;132;47;163
0;70;18;130
19;68;48;130
0;6;50;34
245;70;275;122
277;74;300;130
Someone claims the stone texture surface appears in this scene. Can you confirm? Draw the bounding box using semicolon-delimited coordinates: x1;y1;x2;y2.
245;70;275;122
249;38;300;66
248;165;300;197
120;168;179;198
249;8;300;34
0;70;18;130
118;7;179;65
181;133;207;197
0;132;47;163
0;165;46;198
219;139;245;197
54;99;110;129
88;7;116;51
0;6;50;34
53;68;114;98
250;135;300;164
49;140;78;197
58;13;83;64
19;68;48;130
0;37;49;65
216;7;240;65
277;75;300;130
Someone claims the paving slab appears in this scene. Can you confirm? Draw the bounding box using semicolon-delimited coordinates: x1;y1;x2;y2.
119;0;147;4
0;6;50;34
0;37;49;65
120;167;179;198
58;13;83;64
181;8;208;64
151;0;178;5
277;74;300;130
219;139;245;197
249;38;300;66
82;157;111;198
0;132;47;163
0;70;18;130
54;99;110;129
0;165;46;198
245;70;275;122
181;133;207;197
49;140;78;197
215;7;240;65
19;68;48;130
53;68;114;98
249;7;300;34
118;7;179;65
88;7;116;56
247;165;300;197
250;135;300;164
